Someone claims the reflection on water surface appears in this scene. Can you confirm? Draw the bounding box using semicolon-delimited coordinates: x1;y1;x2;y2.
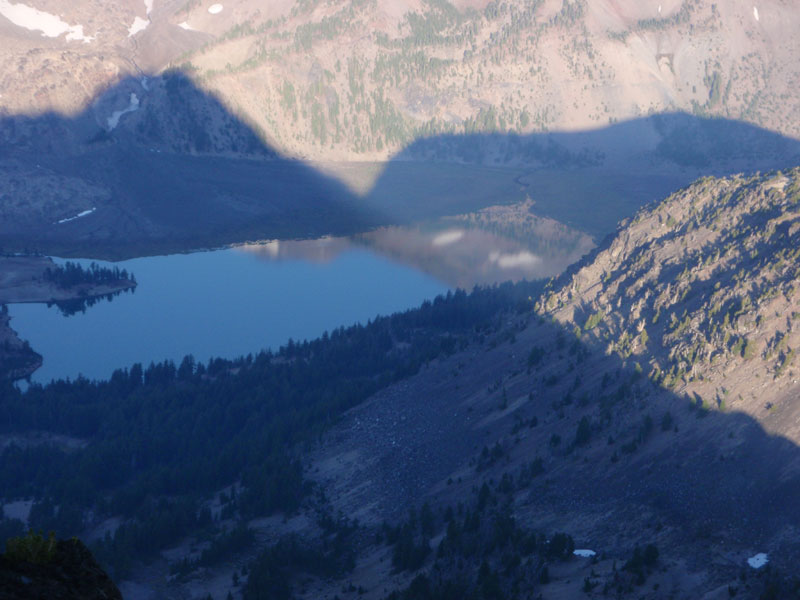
241;201;595;289
8;202;594;384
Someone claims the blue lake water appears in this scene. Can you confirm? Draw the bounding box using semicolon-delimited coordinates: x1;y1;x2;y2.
8;246;449;384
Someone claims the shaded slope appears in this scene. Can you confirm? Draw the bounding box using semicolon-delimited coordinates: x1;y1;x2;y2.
297;170;800;598
0;71;375;259
2;66;799;259
372;112;800;235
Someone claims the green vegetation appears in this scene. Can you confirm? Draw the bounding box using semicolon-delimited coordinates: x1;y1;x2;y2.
38;261;137;317
660;411;674;432
527;345;545;367
171;525;254;576
775;349;795;378
44;261;135;289
384;512;432;572
743;337;757;360
574;415;592;446
4;531;58;564
244;520;357;600
378;477;576;600
584;311;604;331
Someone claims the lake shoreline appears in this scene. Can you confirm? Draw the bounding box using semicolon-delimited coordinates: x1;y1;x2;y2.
0;308;42;382
0;256;136;304
0;255;136;381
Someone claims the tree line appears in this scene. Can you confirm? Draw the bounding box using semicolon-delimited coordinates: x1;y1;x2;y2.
43;261;135;289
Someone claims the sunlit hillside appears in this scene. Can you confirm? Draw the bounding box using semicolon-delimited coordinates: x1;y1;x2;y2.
1;0;798;161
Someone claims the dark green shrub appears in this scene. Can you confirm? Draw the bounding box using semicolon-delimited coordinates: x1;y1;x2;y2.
5;531;58;564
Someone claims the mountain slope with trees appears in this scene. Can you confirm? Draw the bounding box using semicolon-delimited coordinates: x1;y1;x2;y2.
268;168;800;599
142;0;800;161
3;169;800;598
3;0;797;162
2;1;800;259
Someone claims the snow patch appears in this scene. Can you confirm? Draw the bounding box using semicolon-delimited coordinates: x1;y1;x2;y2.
208;3;223;14
753;6;759;21
178;20;193;30
747;553;768;569
107;93;140;130
432;230;464;247
574;549;596;558
127;15;149;36
489;250;540;269
57;207;96;225
144;0;154;15
0;0;94;42
140;76;150;91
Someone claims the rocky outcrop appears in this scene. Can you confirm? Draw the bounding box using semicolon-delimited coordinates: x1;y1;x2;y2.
540;168;800;422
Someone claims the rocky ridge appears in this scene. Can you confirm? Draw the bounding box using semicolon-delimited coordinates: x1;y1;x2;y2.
541;168;800;428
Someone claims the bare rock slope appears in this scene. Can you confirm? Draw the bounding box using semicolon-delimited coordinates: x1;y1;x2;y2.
543;168;800;429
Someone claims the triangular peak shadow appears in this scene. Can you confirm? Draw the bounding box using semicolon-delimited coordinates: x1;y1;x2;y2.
0;71;381;259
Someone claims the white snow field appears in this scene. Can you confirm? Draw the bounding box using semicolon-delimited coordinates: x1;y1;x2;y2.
0;0;93;42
